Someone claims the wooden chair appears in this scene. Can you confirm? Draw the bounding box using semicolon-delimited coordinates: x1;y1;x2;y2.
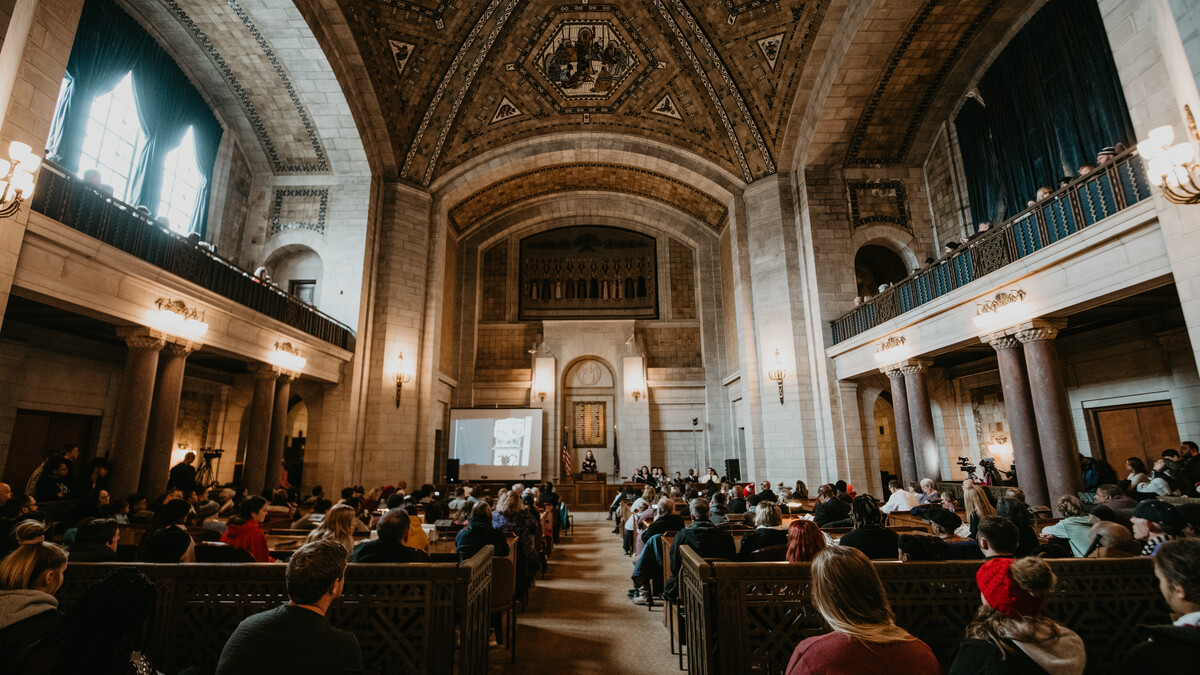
491;535;519;663
194;542;256;563
746;544;787;562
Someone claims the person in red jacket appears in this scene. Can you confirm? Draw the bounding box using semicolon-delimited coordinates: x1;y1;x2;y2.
220;496;274;562
786;546;939;675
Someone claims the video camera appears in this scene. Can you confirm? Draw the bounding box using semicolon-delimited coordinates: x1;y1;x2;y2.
202;448;224;461
957;456;977;479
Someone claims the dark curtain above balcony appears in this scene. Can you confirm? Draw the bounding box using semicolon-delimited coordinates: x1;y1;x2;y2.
955;0;1135;225
57;0;222;235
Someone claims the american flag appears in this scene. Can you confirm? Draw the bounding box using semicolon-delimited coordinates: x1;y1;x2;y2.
561;440;573;476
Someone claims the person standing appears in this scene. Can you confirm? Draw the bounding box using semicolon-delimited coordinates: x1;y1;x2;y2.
216;540;363;674
167;452;198;495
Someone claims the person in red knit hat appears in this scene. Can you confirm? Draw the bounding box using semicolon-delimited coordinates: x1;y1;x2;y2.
948;556;1084;674
220;496;275;563
785;546;939;675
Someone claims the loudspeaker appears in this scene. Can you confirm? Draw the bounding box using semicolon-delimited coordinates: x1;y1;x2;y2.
446;458;460;483
724;459;741;482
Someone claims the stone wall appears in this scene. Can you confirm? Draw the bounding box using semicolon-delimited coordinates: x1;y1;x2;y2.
922;125;969;248
480;244;507;323
476;324;538;370
669;238;697;320
641;324;703;369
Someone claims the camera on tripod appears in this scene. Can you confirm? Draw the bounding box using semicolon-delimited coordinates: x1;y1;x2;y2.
202;448;223;461
957;456;977;479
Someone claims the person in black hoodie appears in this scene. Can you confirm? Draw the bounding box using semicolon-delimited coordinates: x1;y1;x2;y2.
68;518;120;563
838;495;898;560
728;490;748;515
455;501;509;562
1123;538;1200;673
813;484;851;527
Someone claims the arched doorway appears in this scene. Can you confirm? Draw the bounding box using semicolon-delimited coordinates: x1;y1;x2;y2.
562;357;617;477
855;244;908;297
283;396;308;489
873;392;901;482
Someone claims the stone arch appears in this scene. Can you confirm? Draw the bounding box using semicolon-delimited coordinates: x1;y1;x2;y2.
854;244;910;298
873;391;901;482
850;226;921;270
265;244;323;306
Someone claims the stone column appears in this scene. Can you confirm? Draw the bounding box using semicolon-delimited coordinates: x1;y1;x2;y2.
265;373;293;493
1016;320;1082;514
985;334;1049;508
108;329;165;499
242;364;281;494
901;360;940;481
140;340;199;494
883;368;918;485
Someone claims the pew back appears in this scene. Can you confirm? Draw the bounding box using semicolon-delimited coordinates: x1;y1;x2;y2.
680;548;1167;675
59;548;493;675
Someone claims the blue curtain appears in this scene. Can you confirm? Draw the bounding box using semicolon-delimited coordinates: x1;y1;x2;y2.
955;0;1135;223
59;0;223;235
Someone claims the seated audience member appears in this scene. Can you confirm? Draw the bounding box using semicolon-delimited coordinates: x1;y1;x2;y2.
293;498;333;530
18;568;158;674
995;497;1038;557
1040;495;1098;557
739;501;787;560
1085;521;1138;558
839;495;898;560
351;508;429;563
786;547;939;675
1179;503;1200;538
456;501;509;562
305;504;361;556
221;496;274;563
964;484;996;540
709;492;730;525
1093;484;1137;527
881;480;919;514
813;484;851;527
1003;487;1026;503
139;499;195;563
1123;539;1200;671
963;516;1020;561
68;517;120;563
834;480;855;502
664;498;736;602
926;507;970;543
73;457;109;497
728;488;748;514
1131;500;1184;556
898;534;949;562
34;458;72;502
447;487;470;511
126;494;152;523
917;478;940;505
1138;458;1181;496
216;540;363;674
150;487;184;514
758;481;778;504
939;490;958;511
785;520;826;563
949;556;1085;675
641;498;685;545
0;522;67;671
1124;457;1151;491
300;485;324;507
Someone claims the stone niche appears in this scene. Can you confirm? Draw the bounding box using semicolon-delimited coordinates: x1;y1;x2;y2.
519;226;658;320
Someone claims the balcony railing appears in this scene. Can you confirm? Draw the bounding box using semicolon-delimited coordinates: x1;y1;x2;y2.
830;149;1151;345
29;164;356;351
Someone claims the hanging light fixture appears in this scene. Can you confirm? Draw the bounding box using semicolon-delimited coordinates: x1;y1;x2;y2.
1137;122;1200;204
394;352;414;407
766;349;787;404
0;141;40;219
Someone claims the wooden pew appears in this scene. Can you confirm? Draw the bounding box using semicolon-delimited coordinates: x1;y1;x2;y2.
678;548;1167;675
60;548;494;675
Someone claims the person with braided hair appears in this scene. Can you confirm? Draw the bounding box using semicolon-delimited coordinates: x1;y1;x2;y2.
838;494;899;560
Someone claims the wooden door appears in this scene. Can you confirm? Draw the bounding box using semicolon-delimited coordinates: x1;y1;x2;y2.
1092;402;1179;478
4;409;96;488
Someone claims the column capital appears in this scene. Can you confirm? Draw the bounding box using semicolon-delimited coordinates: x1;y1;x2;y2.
881;366;905;379
117;327;165;351
983;333;1022;351
896;359;933;376
250;363;283;380
162;340;201;358
1014;319;1068;344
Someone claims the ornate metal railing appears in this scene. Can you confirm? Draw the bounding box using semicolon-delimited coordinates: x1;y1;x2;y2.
831;149;1151;344
29;163;356;351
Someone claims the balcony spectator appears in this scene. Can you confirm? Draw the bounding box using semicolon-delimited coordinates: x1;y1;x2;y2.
82;169;102;188
1078;163;1096;176
1096;146;1116;164
785;547;938;675
943;241;960;256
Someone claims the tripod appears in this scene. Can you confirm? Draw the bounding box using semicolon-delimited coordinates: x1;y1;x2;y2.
195;452;221;488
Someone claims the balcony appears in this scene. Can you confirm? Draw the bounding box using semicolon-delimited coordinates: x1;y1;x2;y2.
29;164;356;351
831;149;1151;344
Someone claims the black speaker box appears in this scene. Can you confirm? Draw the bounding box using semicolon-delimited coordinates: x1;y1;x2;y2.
724;458;741;482
446;458;460;483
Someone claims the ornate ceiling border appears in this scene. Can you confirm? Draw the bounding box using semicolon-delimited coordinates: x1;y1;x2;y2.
160;0;330;173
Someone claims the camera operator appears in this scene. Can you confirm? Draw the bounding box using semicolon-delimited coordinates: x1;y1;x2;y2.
168;451;198;495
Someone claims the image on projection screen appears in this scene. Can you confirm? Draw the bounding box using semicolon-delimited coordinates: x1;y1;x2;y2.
449;409;543;481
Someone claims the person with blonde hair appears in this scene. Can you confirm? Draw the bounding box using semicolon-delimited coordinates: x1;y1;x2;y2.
949;556;1084;674
784;519;825;563
786;546;938;674
964;484;997;539
0;521;68;670
305;504;360;555
739;500;787;560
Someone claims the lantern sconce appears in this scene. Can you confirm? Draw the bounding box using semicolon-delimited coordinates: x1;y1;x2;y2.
394;352;414;408
766;349;787;404
271;341;306;373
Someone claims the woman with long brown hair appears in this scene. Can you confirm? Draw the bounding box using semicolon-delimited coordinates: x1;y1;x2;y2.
305;503;360;555
948;556;1084;674
786;546;938;674
964;484;996;540
784;519;825;562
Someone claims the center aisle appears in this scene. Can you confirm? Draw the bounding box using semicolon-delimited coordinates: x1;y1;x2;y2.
487;511;679;674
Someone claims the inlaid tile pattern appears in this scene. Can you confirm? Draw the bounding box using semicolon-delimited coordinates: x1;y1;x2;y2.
162;0;330;173
447;163;729;235
846;180;909;231
270;188;329;236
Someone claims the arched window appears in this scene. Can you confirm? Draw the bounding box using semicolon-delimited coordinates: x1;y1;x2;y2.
159;126;203;234
78;72;144;201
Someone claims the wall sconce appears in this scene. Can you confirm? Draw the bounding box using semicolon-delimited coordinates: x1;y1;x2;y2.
153;297;209;339
271;341;306;372
533;356;555;404
0;142;40;218
1138;122;1200;204
631;389;643;402
394;352;414;407
972;289;1028;333
873;335;910;367
766;349;787;404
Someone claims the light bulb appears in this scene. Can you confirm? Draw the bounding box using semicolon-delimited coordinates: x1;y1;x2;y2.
1149;125;1175;148
1138;138;1165;159
7;141;31;164
0;159;10;178
1168;142;1195;165
1172;166;1190;187
16;154;40;173
11;171;34;196
1148;156;1172;179
1149;171;1166;187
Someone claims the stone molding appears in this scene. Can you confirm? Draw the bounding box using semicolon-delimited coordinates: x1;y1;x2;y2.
117;327;166;351
250;363;283;380
983;333;1022;350
1014;319;1068;344
896;359;932;376
162;341;201;358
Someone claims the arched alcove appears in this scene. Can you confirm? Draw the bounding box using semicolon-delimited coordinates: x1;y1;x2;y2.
855;245;909;297
562;357;617;477
873;392;901;481
267;246;323;306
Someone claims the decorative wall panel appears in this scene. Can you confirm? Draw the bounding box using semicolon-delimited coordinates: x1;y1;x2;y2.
519;226;658;320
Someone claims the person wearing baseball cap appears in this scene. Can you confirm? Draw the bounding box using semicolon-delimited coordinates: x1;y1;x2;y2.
949;556;1085;674
1131;500;1184;556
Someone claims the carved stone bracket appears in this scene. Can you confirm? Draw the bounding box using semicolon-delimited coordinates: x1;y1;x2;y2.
117;326;166;351
1014;319;1068;344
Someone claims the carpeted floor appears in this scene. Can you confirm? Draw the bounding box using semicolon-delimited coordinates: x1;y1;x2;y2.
487;511;681;674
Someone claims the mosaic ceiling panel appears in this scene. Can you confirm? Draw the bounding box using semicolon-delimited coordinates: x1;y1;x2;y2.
342;0;828;186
